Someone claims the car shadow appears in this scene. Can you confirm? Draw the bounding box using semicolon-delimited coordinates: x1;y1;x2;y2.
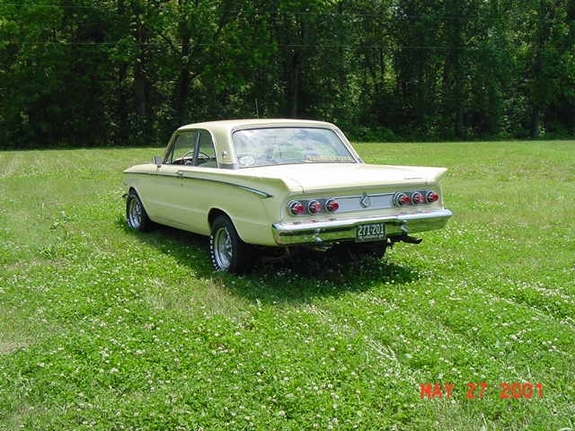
118;219;422;304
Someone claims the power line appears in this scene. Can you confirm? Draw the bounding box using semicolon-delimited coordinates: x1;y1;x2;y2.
0;2;511;21
1;40;500;51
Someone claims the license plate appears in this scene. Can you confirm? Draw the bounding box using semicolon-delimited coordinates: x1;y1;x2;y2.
356;223;386;242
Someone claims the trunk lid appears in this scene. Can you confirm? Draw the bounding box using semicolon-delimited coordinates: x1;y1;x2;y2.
245;163;447;193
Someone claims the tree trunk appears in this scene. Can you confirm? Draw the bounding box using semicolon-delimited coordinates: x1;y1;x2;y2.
286;50;300;118
442;0;465;138
177;37;191;124
133;11;148;123
530;106;541;138
176;0;192;124
134;55;147;118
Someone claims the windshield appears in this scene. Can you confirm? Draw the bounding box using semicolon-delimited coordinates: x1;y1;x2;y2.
232;127;356;168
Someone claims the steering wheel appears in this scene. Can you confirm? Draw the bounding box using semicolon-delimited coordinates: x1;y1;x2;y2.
179;150;194;165
180;150;211;165
197;150;210;160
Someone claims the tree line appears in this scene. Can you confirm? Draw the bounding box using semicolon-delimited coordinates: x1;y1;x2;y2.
1;0;574;149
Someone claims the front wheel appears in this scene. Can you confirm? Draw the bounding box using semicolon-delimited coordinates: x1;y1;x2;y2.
126;190;152;232
210;215;254;274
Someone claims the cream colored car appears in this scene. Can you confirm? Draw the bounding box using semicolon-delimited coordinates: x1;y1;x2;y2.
123;119;452;273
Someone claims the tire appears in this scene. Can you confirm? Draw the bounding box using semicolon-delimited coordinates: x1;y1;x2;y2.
126;190;152;232
210;215;254;274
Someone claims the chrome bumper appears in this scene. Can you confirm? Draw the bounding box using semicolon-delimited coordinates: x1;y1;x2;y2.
271;209;453;245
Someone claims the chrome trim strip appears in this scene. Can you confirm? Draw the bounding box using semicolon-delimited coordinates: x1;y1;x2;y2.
236;185;274;198
129;171;273;198
316;189;440;214
337;193;394;212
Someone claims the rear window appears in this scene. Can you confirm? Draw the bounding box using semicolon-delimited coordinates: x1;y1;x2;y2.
232;127;355;168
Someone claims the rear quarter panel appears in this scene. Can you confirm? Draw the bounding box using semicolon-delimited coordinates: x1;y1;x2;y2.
124;165;298;246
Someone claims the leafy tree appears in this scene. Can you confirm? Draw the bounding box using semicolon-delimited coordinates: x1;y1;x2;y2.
505;0;574;137
391;1;440;137
1;1;68;147
1;0;574;148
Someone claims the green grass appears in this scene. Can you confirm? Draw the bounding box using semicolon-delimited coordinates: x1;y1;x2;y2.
0;142;573;430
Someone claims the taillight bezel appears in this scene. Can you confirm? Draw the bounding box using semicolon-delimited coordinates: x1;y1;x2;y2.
411;191;426;205
288;200;306;216
393;190;441;207
307;200;323;214
394;192;412;206
326;199;340;213
287;198;340;216
426;191;440;203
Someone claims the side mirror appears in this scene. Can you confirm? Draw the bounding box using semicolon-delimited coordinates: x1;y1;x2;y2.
153;156;163;166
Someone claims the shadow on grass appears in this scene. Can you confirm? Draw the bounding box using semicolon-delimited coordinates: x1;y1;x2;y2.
118;218;422;304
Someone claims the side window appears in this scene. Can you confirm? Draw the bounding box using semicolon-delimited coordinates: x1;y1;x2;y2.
196;130;217;167
164;131;198;164
163;129;216;167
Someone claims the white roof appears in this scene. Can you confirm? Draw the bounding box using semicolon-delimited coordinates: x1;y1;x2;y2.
177;118;336;133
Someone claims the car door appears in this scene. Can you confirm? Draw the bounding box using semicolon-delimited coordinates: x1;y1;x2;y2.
144;130;199;228
149;129;219;234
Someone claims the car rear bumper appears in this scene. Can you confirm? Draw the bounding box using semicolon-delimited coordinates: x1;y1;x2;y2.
271;209;453;245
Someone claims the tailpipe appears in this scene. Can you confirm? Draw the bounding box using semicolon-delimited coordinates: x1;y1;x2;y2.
390;234;423;245
401;234;423;244
395;220;423;244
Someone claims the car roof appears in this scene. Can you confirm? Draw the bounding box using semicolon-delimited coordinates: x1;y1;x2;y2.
177;118;336;133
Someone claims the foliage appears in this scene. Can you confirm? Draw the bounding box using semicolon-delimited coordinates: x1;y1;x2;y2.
0;0;574;148
0;142;573;429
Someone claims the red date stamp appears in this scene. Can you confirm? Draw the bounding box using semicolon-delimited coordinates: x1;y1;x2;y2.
419;382;544;399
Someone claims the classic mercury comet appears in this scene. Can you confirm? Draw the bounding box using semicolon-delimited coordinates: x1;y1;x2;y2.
123;119;452;273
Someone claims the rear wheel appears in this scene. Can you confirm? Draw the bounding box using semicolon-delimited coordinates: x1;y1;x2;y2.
126;190;152;232
210;215;254;274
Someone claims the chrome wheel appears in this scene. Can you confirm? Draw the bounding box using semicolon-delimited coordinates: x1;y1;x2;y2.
212;224;233;270
126;190;151;232
209;215;254;274
127;196;142;228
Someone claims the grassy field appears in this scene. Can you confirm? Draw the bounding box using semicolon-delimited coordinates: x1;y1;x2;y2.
0;141;573;430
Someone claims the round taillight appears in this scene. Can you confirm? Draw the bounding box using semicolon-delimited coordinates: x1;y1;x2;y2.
326;199;340;212
394;192;411;206
308;200;323;214
412;191;426;205
426;191;439;203
289;201;306;215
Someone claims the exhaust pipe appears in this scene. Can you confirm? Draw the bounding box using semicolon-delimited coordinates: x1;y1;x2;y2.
389;234;423;246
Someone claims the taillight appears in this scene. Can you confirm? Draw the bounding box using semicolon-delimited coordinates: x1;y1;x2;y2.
426;191;439;203
394;192;411;206
289;201;306;215
394;190;439;207
288;198;340;216
412;191;426;205
308;200;323;214
326;199;340;212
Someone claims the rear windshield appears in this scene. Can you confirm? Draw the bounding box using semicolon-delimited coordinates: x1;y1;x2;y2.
232;127;356;168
